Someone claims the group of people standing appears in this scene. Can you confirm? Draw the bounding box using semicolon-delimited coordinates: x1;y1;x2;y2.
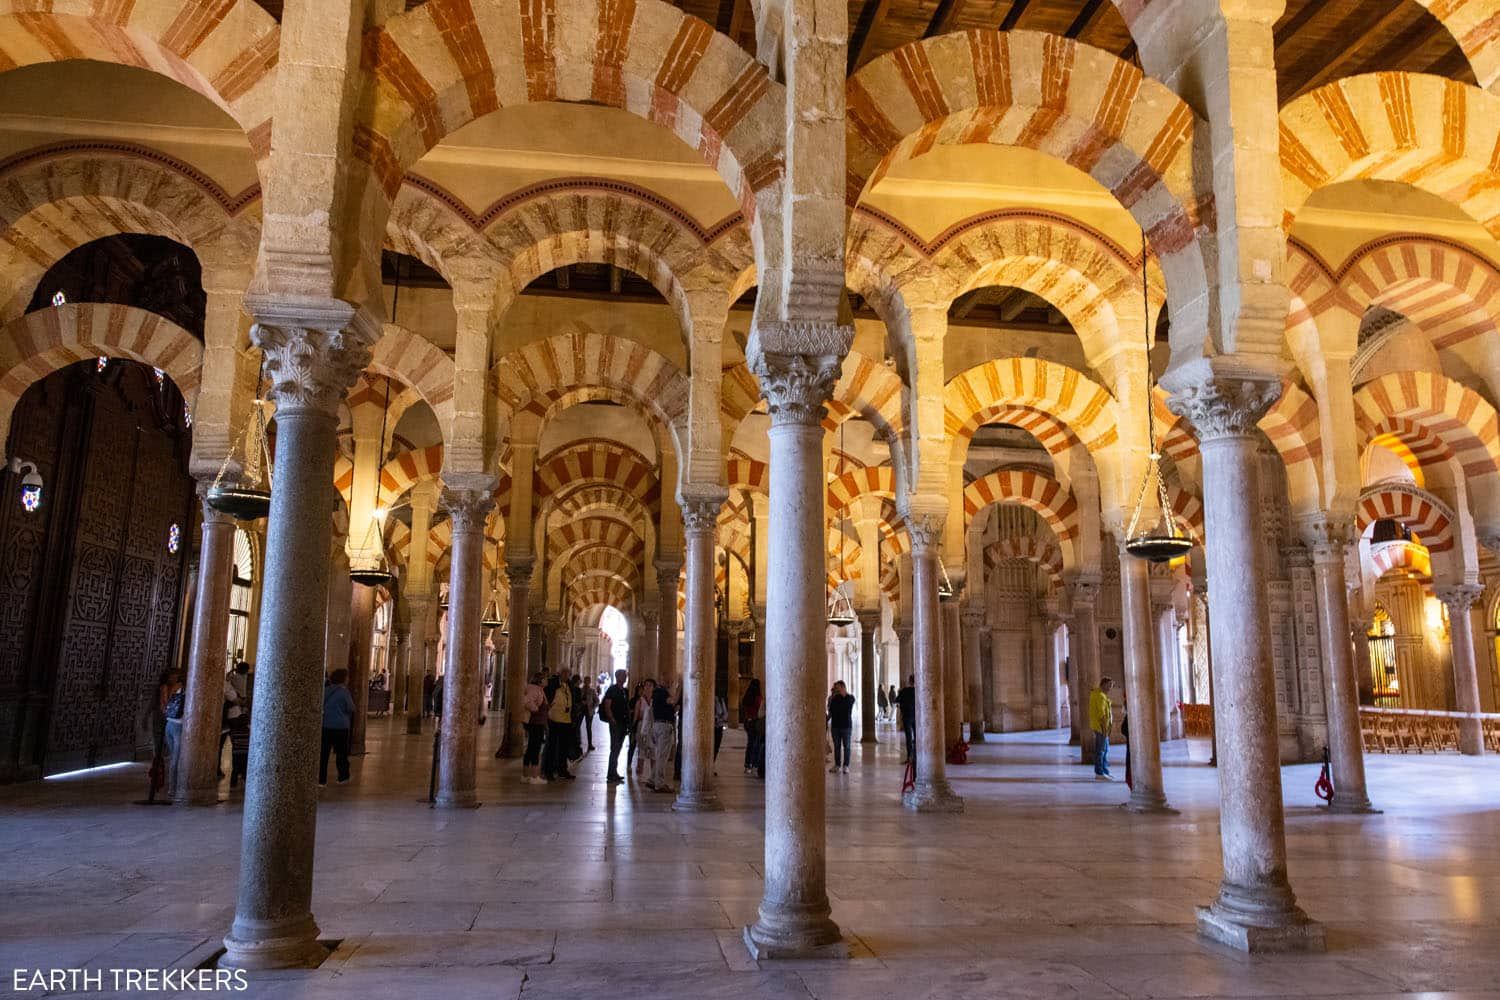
517;670;600;783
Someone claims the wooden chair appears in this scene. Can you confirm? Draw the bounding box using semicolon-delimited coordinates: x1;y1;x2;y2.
1360;711;1382;753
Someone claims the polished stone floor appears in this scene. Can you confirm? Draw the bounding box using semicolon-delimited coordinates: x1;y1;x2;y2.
2;715;1498;999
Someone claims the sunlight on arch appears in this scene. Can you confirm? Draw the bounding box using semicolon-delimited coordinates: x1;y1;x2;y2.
599;606;630;679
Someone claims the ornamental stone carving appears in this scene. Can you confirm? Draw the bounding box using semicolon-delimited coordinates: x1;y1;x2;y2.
1435;583;1484;612
1298;514;1355;564
1068;578;1101;610
680;497;724;534
505;558;535;584
442;489;495;532
961;607;986;630
251;323;374;415
656;563;683;591
905;513;945;553
1165;376;1282;442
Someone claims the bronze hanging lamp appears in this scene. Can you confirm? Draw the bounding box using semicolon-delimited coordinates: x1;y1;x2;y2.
351;263;404;588
827;421;857;627
1124;235;1194;563
206;394;273;520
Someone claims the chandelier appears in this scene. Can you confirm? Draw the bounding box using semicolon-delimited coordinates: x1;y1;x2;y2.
827;421;857;627
1123;234;1194;563
206;394;272;520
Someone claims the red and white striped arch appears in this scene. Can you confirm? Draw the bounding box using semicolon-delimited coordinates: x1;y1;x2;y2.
1339;237;1500;353
548;518;647;567
356;0;783;217
827;465;897;512
726;456;769;497
721;350;907;441
1356;484;1456;554
0;0;279;158
369;324;458;430
946;357;1119;466
379;444;445;499
847;30;1209;339
1367;539;1433;583
531;439;661;510
961;468;1080;570
0;303;202;450
1354;372;1500;487
983;533;1063;592
1281;73;1500;237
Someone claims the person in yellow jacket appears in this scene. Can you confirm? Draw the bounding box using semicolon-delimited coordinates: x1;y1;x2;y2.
1088;677;1115;780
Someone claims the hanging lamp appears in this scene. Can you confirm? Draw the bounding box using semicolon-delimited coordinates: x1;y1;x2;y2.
828;421;857;627
1123;233;1195;563
206;396;273;520
351;262;403;587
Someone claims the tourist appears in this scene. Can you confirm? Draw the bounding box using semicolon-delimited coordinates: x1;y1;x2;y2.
522;672;548;784
897;676;916;764
876;683;889;721
601;669;630;784
888;684;899;721
228;660;250;705
581;674;600;753
741;678;764;779
422;670;435;718
567;671;586;761
219;677;243;777
228;709;250;791
651;679;678;793
160;671;185;794
635;679;657;783
545;669;575;781
827;680;855;774
1089;676;1115;780
713;691;727;772
319;668;356;786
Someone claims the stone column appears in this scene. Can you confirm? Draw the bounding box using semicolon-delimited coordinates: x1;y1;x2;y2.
904;518;963;812
435;489;494;808
657;562;681;688
177;494;236;805
224;314;375;969
1168;375;1322;953
389;619;408;715
727;622;744;727
500;561;532;756
324;553;352;679
896;625;913;691
743;347;845;959
1302;516;1377;809
348;582;375;755
543;611;564;675
1120;550;1171;812
961;606;985;743
1437;584;1486;756
1029;615;1051;730
1069;583;1101;764
941;596;964;750
858;611;879;743
675;495;725;812
405;594;430;734
638;608;659;683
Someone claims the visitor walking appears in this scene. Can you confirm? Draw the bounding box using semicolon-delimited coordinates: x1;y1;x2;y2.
1089;676;1115;780
876;684;889;722
741;678;765;779
319;668;356;786
228;710;250;791
545;672;575;781
633;679;657;780
582;675;600;752
827;681;855;773
160;671;185;795
650;680;678;793
713;692;727;771
522;672;548;784
422;670;435;718
601;669;630;783
897;676;916;764
888;684;899;721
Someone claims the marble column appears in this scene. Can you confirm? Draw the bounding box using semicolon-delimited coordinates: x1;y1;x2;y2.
657;562;681;688
1303;517;1377;809
858;611;879;744
727;622;744;727
904;519;963;812
1437;584;1486;756
1030;615;1052;730
1070;583;1101;764
941;596;964;750
405;595;430;735
1168;375;1323;953
638;608;659;683
896;625;913;691
961;606;986;743
434;489;493;808
224;315;374;969
543;612;564;675
501;561;532;756
389;619;408;716
348;582;375;756
743;348;845;959
177;494;236;806
1120;551;1171;812
675;495;725;812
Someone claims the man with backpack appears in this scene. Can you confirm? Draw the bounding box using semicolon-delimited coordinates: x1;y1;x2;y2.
600;669;630;784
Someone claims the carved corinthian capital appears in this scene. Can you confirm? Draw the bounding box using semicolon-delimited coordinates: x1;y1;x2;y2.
905;512;945;554
747;320;852;427
251;322;375;416
1165;376;1281;442
1435;583;1483;613
442;488;495;533
680;496;724;535
1298;513;1355;564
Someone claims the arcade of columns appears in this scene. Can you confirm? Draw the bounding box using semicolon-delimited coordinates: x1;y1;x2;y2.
5;0;1500;971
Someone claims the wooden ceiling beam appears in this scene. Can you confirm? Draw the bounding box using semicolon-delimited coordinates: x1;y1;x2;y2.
714;0;735;35
1064;0;1107;39
1285;2;1413;101
849;0;894;73
923;0;966;39
999;0;1032;33
1272;0;1333;48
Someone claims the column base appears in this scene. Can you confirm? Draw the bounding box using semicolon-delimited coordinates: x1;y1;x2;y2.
175;788;223;807
433;791;480;809
672;791;724;812
902;780;964;813
742;916;845;961
1124;794;1177;815
859;734;877;744
222;914;328;970
1326;793;1381;814
1196;903;1325;954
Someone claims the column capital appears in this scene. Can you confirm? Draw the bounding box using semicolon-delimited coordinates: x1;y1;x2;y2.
655;562;682;589
1436;583;1485;613
1298;512;1355;565
679;494;725;533
441;487;495;533
905;512;945;554
960;607;986;630
641;607;660;627
747;324;849;427
1165;374;1281;443
248;300;379;416
1068;577;1101;610
195;481;239;527
504;558;534;584
856;609;881;633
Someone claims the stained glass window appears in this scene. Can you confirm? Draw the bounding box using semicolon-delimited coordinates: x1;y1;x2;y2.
96;357;108;373
167;523;180;554
51;290;66;307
